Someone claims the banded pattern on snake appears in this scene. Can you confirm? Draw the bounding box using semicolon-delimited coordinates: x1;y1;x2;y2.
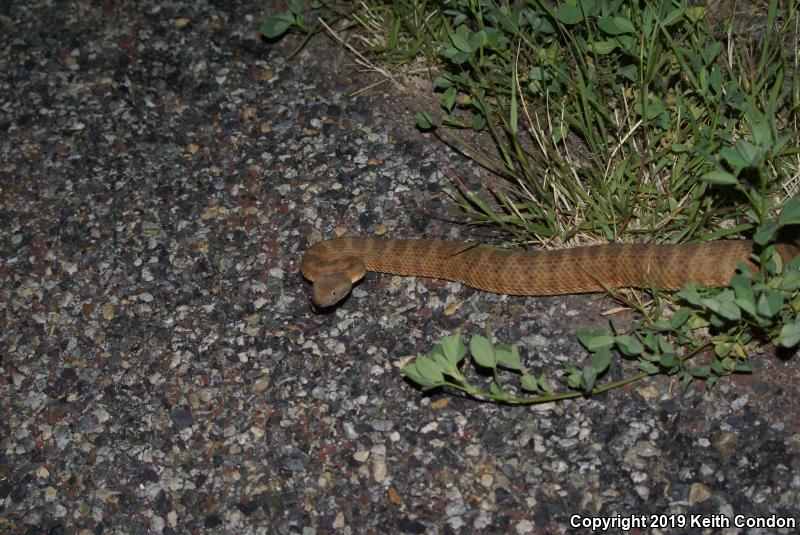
301;237;799;307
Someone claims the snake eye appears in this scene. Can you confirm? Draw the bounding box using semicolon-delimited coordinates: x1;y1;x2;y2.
312;274;353;308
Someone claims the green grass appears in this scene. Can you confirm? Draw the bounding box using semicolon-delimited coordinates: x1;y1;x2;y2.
263;0;800;402
265;0;800;244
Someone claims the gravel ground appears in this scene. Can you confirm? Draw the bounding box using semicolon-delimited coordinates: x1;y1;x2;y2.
1;1;799;534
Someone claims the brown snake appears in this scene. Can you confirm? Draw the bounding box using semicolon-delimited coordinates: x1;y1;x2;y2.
301;237;800;307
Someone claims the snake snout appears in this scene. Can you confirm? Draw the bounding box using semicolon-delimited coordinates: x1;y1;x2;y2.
312;273;354;308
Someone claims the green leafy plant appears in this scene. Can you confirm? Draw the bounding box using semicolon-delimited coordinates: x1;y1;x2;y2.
260;0;355;59
413;0;799;245
403;326;564;403
404;198;800;402
260;0;311;39
262;1;800;401
263;2;799;238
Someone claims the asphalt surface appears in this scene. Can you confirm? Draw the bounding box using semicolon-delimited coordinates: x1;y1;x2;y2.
1;1;799;534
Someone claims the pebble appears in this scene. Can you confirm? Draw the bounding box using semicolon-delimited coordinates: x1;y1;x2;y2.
2;2;797;532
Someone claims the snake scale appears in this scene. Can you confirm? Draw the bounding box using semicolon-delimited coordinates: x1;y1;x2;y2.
301;237;800;307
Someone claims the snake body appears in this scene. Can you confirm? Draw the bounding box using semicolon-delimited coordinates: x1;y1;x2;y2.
301;237;799;307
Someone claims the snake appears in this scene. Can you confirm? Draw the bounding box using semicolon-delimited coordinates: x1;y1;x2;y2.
300;236;800;307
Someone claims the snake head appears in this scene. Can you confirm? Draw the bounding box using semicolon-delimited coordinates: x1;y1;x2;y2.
311;273;354;308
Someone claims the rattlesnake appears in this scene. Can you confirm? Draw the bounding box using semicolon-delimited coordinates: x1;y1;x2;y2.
301;237;800;307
